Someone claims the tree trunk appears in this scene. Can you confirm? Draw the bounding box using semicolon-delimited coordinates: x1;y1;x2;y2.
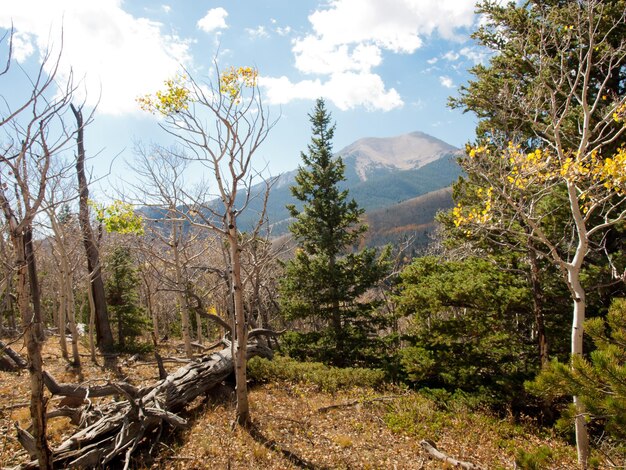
66;277;81;368
567;182;590;469
16;335;273;469
569;267;589;468
528;247;549;368
57;260;69;361
23;227;53;469
172;219;193;358
143;277;159;340
71;104;115;358
196;311;203;344
2;182;53;468
228;216;250;426
87;280;97;364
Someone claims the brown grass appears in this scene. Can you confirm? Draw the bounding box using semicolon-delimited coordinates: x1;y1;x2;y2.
0;336;584;469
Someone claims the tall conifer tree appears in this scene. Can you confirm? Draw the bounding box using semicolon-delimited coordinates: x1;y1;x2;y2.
280;98;389;367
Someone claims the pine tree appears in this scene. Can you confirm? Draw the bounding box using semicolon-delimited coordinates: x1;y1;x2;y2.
105;245;149;351
280;98;389;367
528;297;626;446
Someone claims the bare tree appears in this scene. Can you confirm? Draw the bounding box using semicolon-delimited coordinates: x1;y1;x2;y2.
43;179;82;369
138;66;276;425
128;146;209;357
70;104;116;363
0;219;17;334
0;33;77;468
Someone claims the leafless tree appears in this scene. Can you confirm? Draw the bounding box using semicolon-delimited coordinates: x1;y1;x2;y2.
0;32;78;468
128;144;217;356
42;172;83;368
71;104;116;364
139;67;277;426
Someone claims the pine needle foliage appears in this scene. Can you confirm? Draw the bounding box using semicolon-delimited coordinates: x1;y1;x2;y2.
528;298;626;444
280;98;390;367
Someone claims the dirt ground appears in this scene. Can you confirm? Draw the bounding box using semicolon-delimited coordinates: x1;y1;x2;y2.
0;336;582;469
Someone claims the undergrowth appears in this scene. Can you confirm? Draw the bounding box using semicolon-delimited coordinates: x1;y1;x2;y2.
383;392;578;468
247;354;386;392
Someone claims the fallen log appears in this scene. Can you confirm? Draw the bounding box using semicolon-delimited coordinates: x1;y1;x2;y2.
14;337;274;469
419;439;484;470
0;340;28;370
316;393;408;413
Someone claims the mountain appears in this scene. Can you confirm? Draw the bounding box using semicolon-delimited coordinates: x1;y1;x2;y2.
361;187;455;250
340;131;459;182
142;131;463;246
237;131;463;236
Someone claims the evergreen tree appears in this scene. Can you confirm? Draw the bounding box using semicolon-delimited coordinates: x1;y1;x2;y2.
396;256;536;407
280;98;390;367
105;245;149;351
528;298;626;447
446;1;626;463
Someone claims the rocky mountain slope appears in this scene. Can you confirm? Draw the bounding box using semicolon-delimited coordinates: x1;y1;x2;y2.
240;131;463;241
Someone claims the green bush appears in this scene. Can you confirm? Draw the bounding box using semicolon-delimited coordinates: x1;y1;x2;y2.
527;297;626;444
247;355;386;392
514;446;553;470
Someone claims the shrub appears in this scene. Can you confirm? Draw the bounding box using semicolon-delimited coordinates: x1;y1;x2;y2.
515;446;553;470
247;355;386;392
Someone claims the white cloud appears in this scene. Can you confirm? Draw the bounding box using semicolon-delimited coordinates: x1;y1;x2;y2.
263;0;475;111
304;0;475;53
12;31;35;63
439;75;455;88
246;26;269;39
275;26;292;37
294;39;382;75
0;0;192;115
161;5;171;14
427;57;438;65
197;7;228;33
443;50;460;61
459;46;488;65
260;72;402;111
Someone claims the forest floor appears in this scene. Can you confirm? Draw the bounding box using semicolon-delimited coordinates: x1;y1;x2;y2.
0;336;588;469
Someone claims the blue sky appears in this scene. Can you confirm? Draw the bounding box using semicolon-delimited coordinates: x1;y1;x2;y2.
1;0;488;193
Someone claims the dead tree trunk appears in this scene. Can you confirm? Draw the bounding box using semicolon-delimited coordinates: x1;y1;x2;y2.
71;104;115;360
15;332;274;469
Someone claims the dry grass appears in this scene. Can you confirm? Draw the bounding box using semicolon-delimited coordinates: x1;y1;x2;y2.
0;336;585;469
151;382;582;470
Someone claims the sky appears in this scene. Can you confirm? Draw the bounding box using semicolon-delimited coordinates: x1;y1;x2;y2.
0;0;489;194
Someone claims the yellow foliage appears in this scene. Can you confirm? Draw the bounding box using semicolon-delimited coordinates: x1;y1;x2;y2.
137;74;191;116
90;200;144;235
613;102;626;123
457;142;626;230
598;147;626;195
452;187;494;233
219;66;258;103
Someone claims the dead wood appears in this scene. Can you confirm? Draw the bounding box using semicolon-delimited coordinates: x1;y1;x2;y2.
0;340;28;369
0;401;30;411
420;439;484;470
135;357;193;366
13;338;274;469
316;394;407;413
190;341;210;351
151;331;167;380
14;424;37;461
0;355;19;371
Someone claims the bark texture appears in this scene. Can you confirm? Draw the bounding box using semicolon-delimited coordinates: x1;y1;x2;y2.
14;335;273;469
71;104;115;357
